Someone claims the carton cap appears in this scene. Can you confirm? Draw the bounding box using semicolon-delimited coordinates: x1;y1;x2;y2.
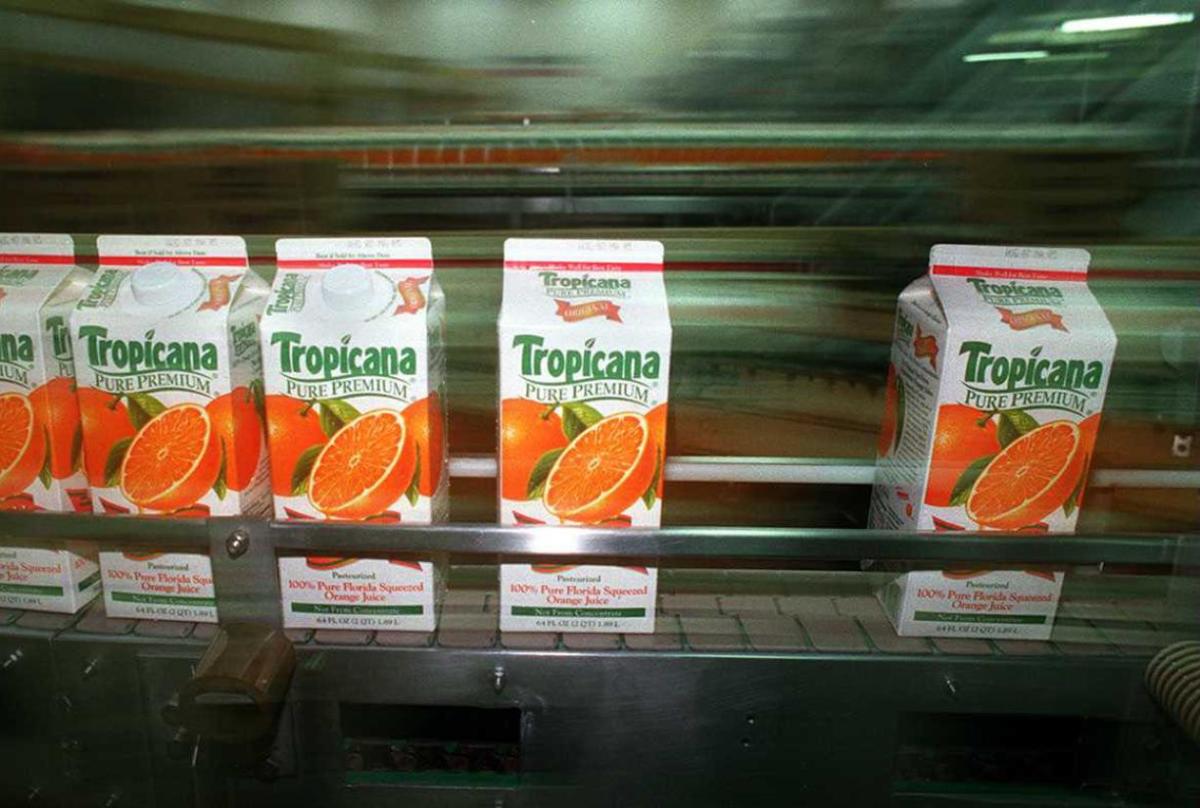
320;264;375;312
131;261;202;307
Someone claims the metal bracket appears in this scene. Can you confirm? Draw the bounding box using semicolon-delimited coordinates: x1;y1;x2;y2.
207;518;282;627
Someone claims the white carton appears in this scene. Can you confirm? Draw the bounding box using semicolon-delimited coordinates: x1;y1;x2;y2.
262;238;447;630
99;551;216;623
0;235;97;613
498;239;670;633
0;234;92;513
869;245;1117;639
72;236;270;621
0;543;99;614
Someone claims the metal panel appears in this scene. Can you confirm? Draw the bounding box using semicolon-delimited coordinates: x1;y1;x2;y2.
0;614;1184;807
0;622;60;806
280;646;1163;807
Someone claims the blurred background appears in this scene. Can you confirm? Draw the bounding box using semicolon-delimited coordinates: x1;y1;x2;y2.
0;0;1197;529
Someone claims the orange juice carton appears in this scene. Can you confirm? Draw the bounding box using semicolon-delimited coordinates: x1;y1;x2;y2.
498;238;670;634
72;235;269;621
98;551;216;623
263;238;446;631
0;234;98;613
0;234;92;514
869;245;1116;640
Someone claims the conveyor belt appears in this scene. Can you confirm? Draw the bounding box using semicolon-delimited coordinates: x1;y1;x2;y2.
11;590;1184;660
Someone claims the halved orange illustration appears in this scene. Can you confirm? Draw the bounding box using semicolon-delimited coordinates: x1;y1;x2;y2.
120;403;220;512
0;393;44;498
306;557;357;570
308;409;414;520
966;420;1086;530
543;412;655;524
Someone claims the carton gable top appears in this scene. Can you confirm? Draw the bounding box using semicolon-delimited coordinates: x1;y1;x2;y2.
75;235;249;322
927;244;1114;340
500;238;669;330
267;237;435;325
0;233;76;310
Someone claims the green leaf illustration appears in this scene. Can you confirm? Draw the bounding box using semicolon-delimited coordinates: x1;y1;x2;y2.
249;379;266;424
997;409;1039;448
70;423;83;473
560;401;603;441
213;441;228;500
404;446;422;506
1062;474;1085;517
290;444;322;496
948;453;996;507
318;398;361;438
126;392;166;430
526;447;565;500
103;437;133;488
893;375;906;452
641;448;663;509
38;429;52;489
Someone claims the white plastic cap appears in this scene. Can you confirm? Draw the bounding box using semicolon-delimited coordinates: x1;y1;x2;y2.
131;261;195;307
321;264;374;312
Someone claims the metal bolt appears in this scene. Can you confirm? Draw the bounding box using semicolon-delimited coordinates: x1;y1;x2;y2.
226;529;250;559
492;665;505;693
103;792;120;808
81;658;100;679
944;675;958;698
26;786;41;803
58;695;73;714
1;648;23;670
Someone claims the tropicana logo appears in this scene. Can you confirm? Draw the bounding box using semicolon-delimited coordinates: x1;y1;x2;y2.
961;341;1103;393
968;277;1064;306
271;331;417;380
512;334;661;384
78;326;218;374
539;271;631;295
266;273;306;315
0;332;34;366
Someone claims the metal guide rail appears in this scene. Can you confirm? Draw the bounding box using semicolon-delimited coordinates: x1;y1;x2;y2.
1;511;1196;627
0;513;1192;565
